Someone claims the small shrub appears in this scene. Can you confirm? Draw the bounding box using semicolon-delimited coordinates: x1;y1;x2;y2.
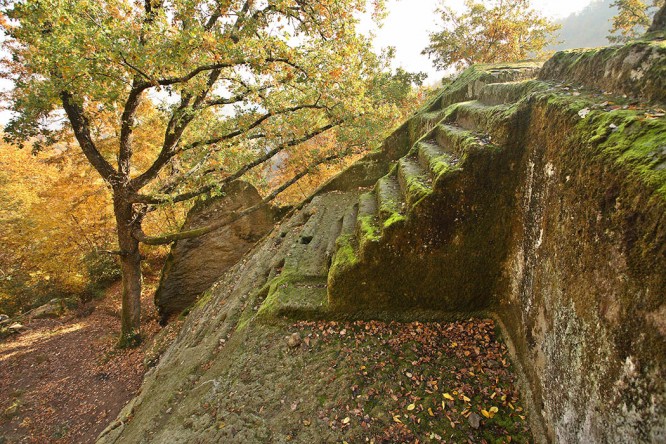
85;250;121;288
82;250;121;302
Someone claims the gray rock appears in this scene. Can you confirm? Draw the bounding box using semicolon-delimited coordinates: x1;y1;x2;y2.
7;323;26;332
648;3;666;32
29;299;64;319
155;181;276;321
468;412;481;429
287;333;301;348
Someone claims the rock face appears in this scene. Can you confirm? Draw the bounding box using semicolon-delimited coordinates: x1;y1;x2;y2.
100;39;665;444
648;4;666;32
154;181;275;320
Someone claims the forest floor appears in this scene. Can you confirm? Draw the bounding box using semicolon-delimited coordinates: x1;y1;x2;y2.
0;277;175;444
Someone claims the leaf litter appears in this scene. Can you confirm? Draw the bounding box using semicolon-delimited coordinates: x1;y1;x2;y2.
291;318;532;443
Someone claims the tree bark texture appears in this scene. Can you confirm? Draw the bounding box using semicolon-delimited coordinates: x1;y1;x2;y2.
113;193;143;347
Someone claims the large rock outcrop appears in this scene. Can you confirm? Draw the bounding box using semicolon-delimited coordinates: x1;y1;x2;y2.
99;39;665;444
154;181;275;320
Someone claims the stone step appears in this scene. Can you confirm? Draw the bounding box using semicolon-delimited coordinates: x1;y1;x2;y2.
478;80;548;106
410;110;445;139
434;124;481;156
397;156;432;207
485;65;541;83
375;173;406;225
339;202;359;238
355;191;380;240
440;63;542;109
416;140;460;178
285;193;359;278
450;101;510;137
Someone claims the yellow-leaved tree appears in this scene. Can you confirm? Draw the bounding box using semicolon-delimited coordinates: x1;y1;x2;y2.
609;0;665;42
1;0;424;346
422;0;560;71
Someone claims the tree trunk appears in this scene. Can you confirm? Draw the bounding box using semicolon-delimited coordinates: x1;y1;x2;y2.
113;193;143;347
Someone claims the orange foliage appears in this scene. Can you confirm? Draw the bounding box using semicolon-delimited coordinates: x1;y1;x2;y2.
0;129;183;314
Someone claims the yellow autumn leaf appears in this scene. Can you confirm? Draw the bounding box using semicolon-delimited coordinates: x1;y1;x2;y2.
407;403;416;411
482;409;490;418
490;406;499;413
428;408;434;417
462;395;471;403
393;415;402;423
342;417;350;424
443;393;454;401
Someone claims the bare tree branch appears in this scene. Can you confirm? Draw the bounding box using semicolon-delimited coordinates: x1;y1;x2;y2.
130;120;340;205
203;85;270;107
133;151;345;245
181;103;327;152
59;91;117;181
118;84;143;176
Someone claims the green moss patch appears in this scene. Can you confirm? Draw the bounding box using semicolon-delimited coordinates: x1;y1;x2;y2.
583;110;666;198
256;271;330;320
534;87;666;199
358;215;381;243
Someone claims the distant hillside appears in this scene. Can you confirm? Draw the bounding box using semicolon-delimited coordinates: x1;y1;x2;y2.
549;0;616;50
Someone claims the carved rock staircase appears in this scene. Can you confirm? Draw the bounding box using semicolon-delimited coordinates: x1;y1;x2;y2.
326;64;546;311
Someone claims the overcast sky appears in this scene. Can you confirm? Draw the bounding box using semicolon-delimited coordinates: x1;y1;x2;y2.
363;0;596;82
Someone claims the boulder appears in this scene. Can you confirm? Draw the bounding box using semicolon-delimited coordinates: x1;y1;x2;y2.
29;299;64;319
7;323;26;333
154;181;276;321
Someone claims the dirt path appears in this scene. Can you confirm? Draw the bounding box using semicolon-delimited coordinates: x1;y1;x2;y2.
0;282;163;444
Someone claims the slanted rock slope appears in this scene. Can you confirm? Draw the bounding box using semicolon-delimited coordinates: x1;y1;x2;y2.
99;37;665;444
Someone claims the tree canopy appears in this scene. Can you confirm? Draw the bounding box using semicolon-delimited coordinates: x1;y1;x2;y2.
422;0;560;71
0;0;423;345
609;0;665;42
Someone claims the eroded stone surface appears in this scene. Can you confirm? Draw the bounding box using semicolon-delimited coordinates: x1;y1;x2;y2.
100;42;665;444
154;181;275;320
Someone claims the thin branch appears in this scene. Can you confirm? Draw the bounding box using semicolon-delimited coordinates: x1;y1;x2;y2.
130;120;340;205
182;103;327;152
158;151;213;196
60;91;117;181
201;120;339;180
203;85;270;107
129;91;197;190
134;152;345;245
